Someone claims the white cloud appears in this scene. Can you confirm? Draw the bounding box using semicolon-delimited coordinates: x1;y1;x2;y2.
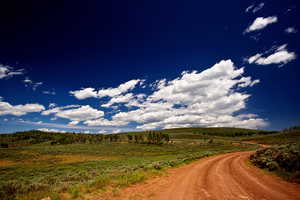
42;105;80;115
245;16;278;33
38;128;66;133
23;77;43;90
69;88;98;100
97;130;107;134
84;118;128;126
87;60;266;130
83;130;91;134
23;77;32;83
48;103;57;108
238;77;260;88
245;5;254;13
97;79;142;98
285;27;297;34
247;44;296;66
42;105;104;123
0;100;45;116
0;65;24;79
252;3;264;13
101;93;134;108
70;79;142;100
245;3;264;13
43;90;56;95
112;129;122;133
248;53;262;64
32;82;43;90
69;121;80;125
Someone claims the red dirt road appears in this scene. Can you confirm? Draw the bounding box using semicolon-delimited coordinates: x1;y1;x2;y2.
103;151;300;200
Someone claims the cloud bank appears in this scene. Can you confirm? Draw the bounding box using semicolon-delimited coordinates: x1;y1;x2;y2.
68;60;266;130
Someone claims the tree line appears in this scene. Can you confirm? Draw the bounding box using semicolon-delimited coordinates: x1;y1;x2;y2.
0;130;170;147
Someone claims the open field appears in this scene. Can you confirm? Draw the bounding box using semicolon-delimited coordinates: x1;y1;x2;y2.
1;127;299;200
0;128;264;200
0;142;254;200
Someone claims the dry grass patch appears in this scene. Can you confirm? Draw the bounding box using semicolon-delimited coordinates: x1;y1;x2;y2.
0;160;17;167
23;154;119;165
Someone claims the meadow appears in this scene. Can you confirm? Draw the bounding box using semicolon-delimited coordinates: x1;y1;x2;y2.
0;127;281;200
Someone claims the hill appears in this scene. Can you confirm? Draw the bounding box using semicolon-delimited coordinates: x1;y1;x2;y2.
0;127;275;148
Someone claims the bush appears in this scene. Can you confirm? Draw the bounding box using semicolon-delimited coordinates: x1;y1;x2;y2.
250;144;300;182
0;143;8;148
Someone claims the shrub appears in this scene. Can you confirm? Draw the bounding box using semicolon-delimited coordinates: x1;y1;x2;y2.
0;143;8;148
250;144;300;182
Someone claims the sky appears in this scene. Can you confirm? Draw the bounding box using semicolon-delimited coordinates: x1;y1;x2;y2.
0;0;299;133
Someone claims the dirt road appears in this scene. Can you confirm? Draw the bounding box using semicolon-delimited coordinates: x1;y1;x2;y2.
103;151;300;200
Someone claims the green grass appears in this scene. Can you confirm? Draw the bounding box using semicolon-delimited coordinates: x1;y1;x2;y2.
243;130;300;145
0;127;280;199
0;141;255;200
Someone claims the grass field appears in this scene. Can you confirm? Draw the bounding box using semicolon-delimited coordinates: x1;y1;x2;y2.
0;127;264;200
0;143;255;200
243;130;300;145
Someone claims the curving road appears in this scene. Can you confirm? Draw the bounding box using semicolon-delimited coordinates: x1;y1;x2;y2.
105;151;300;200
153;151;300;200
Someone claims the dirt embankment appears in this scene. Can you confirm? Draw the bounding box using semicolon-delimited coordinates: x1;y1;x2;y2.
98;151;300;200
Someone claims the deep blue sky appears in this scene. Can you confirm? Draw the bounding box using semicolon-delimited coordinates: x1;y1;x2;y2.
0;0;299;133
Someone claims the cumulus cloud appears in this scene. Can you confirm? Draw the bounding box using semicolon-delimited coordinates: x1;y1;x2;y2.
0;100;45;116
245;16;278;33
85;60;266;130
98;79;142;98
0;65;24;79
285;27;297;34
102;93;133;108
247;44;296;66
42;104;104;125
69;88;98;100
70;79;142;100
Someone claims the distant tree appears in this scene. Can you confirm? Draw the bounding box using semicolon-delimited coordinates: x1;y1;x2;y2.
127;135;133;143
147;132;153;144
163;133;170;143
139;135;145;143
134;135;139;143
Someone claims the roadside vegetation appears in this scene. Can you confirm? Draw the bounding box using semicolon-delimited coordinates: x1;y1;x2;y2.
250;144;300;183
249;128;300;183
